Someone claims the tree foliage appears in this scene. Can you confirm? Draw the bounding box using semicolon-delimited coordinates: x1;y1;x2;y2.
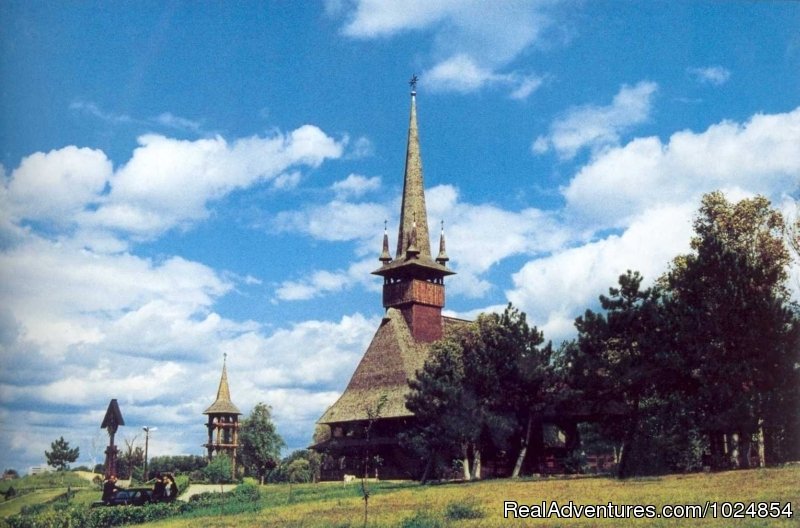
45;437;79;471
665;191;799;467
203;454;234;484
405;304;552;481
239;403;285;484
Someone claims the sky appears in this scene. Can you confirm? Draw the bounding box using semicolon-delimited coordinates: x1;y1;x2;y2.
1;1;799;473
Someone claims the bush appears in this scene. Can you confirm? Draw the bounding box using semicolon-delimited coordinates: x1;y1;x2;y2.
173;474;190;495
7;502;190;528
444;497;484;520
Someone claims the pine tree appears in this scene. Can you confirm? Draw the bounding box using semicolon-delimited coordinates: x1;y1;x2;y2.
45;436;80;471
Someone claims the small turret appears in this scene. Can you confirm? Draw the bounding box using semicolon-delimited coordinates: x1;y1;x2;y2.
436;221;449;265
379;220;392;264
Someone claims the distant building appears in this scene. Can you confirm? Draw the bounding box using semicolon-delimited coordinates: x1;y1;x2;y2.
313;85;465;480
28;466;51;476
203;354;241;476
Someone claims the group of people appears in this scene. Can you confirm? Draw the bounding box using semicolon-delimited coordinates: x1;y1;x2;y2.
100;473;178;504
152;472;178;502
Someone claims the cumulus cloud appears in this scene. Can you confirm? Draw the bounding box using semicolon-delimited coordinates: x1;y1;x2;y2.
331;173;381;199
562;107;800;229
2;126;346;245
533;81;658;159
336;0;558;97
507;203;695;343
3;147;113;226
501;106;800;343
688;65;731;86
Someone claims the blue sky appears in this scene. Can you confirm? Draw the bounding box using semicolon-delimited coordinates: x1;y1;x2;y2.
1;1;799;473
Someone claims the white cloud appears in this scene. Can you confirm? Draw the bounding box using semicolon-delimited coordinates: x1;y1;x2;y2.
88;127;345;239
2;126;346;245
424;54;544;99
562;106;800;229
688;65;731;86
3;147;113;226
533;81;658;159
154;112;204;134
337;0;558;97
331;173;381;199
274;200;390;243
275;258;379;301
507;203;695;343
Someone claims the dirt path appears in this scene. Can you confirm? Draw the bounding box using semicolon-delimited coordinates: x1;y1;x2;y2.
178;483;237;502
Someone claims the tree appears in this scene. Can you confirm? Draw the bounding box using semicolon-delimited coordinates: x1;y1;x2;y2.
285;458;311;503
405;304;553;480
569;271;666;478
117;437;143;480
203;454;234;484
239;403;285;484
665;192;799;468
45;437;80;471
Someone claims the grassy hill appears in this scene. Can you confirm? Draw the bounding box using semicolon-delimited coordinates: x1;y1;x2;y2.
148;466;799;527
3;466;797;527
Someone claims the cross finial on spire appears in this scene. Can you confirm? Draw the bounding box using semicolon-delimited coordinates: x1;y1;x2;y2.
409;74;418;94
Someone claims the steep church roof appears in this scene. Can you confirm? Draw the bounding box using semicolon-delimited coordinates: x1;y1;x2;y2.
318;309;466;424
204;355;241;415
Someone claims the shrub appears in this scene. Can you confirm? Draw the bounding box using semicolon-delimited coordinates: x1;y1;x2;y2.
173;474;190;495
7;502;190;528
444;497;484;520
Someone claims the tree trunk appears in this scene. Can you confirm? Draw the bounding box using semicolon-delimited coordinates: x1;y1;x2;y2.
730;433;740;469
461;443;471;481
617;397;640;479
757;421;766;468
512;413;533;478
471;445;481;480
739;431;752;469
420;456;433;484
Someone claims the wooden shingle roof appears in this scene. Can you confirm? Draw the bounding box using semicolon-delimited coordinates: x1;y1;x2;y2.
204;357;241;415
318;309;467;424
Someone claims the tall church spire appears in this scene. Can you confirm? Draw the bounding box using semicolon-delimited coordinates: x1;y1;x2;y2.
395;81;431;260
372;77;454;343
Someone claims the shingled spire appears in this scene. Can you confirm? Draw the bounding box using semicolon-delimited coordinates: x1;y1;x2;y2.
204;354;241;415
373;78;454;343
395;86;431;260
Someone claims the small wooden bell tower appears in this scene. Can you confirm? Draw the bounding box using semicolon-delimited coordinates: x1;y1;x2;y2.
203;354;241;475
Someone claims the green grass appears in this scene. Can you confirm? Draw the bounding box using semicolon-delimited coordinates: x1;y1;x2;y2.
0;471;96;521
0;471;93;493
4;467;798;527
145;466;799;527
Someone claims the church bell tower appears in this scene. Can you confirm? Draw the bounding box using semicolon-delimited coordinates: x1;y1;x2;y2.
372;78;454;343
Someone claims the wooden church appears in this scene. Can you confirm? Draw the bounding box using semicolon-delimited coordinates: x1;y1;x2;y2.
314;82;468;480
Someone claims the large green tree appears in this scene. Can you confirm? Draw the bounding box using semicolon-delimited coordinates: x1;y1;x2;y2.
405;304;553;481
45;436;80;471
239;403;285;484
665;191;799;468
569;270;666;477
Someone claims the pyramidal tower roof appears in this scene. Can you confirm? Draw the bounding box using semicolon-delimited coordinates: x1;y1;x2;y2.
204;354;242;415
374;78;453;278
396;86;431;259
